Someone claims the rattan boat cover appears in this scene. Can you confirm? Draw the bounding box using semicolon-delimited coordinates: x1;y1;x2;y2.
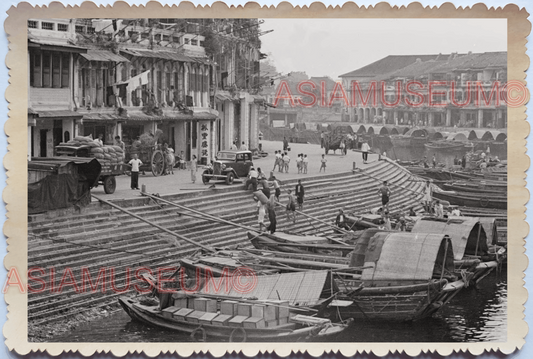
198;270;334;307
411;217;485;260
361;232;455;282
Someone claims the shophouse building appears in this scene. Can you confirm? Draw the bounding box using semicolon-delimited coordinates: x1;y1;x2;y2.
28;18;264;163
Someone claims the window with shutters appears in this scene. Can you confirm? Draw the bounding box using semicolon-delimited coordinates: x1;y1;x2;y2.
28;20;38;29
42;52;51;87
61;53;70;88
57;23;68;32
51;53;61;88
41;22;54;30
29;52;42;87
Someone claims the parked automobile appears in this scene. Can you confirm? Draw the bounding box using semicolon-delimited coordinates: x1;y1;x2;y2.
201;150;254;185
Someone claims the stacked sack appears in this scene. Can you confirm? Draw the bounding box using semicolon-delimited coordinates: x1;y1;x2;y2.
90;145;125;164
62;135;100;148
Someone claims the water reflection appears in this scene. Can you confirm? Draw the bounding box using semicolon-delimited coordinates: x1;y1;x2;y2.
49;270;507;343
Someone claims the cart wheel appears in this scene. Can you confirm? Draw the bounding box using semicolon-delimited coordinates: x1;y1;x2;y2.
225;172;235;185
103;176;116;194
202;170;210;184
151;150;165;177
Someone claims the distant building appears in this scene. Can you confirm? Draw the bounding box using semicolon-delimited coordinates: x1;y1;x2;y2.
339;52;507;129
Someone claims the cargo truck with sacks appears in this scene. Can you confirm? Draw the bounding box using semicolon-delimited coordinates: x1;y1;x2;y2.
55;135;127;194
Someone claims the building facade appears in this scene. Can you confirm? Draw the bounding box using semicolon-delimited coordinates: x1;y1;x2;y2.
339;52;507;129
28;18;264;163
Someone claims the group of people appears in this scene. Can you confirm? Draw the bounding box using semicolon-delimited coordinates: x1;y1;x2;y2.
422;180;461;218
255;179;305;233
230;141;248;151
272;151;292;173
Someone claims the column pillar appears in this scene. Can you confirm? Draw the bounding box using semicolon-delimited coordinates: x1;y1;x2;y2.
28;125;32;161
363;108;367;123
428;112;434;127
477;109;484;128
446;109;452;127
225;101;234;149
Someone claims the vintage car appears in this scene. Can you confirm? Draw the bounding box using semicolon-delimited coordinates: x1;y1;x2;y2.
201;150;254;185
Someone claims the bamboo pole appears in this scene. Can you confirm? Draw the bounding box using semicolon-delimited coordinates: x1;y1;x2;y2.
141;192;256;232
92;195;216;253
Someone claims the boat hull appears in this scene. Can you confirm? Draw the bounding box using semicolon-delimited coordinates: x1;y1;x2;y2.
328;280;465;322
118;297;351;342
433;191;507;210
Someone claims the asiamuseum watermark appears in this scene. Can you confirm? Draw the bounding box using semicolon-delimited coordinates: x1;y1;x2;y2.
3;266;258;295
272;80;528;108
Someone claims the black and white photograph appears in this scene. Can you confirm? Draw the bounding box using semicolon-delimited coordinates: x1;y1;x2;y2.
5;3;526;354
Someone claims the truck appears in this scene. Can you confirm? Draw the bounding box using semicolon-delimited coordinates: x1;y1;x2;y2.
55;144;127;194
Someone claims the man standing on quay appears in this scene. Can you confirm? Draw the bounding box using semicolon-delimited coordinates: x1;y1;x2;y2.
128;153;142;190
378;180;392;213
295;179;305;211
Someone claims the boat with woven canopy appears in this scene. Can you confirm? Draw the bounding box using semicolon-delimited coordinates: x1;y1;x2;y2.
184;232;466;321
410;216;506;286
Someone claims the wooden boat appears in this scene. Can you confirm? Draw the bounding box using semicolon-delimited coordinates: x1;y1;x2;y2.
424;141;466;151
432;189;507;210
390;134;411;148
189;232;466;321
411;216;506;286
441;181;507;194
118;293;352;342
246;230;354;256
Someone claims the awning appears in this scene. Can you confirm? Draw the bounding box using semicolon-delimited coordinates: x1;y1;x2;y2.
82;113;121;121
215;92;234;102
124;111;217;122
36;110;83;119
253;94;266;104
28;37;87;53
80;50;129;63
120;48;192;63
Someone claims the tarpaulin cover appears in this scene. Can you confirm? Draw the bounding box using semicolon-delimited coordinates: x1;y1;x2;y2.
28;173;90;214
28;158;101;214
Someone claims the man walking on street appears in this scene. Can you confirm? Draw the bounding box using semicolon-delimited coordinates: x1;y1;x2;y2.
319;154;327;172
378;180;392;212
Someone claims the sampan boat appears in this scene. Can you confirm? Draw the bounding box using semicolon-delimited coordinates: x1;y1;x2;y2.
187;232;466;321
118;292;352;342
411;216;506;285
432;189;507;210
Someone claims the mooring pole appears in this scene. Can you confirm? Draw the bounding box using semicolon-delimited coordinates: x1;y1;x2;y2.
92;195;216;253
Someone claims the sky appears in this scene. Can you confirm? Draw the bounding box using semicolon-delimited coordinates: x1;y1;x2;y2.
260;18;507;80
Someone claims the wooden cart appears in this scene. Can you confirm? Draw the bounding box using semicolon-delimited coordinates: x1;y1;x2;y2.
125;144;167;177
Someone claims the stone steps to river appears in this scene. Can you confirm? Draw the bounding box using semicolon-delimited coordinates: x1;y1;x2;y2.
27;159;425;325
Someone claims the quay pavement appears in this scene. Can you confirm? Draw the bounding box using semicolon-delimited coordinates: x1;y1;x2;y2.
91;140;380;201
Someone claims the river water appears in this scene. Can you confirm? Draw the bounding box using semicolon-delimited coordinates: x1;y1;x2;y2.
49;269;506;343
378;142;507;168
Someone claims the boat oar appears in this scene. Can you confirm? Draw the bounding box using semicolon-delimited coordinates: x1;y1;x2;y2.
92;195;216;253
